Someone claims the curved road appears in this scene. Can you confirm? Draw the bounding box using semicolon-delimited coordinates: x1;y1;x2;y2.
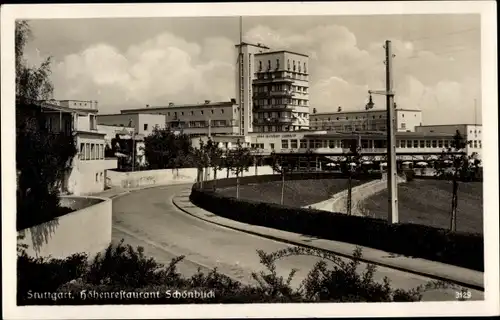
111;184;483;302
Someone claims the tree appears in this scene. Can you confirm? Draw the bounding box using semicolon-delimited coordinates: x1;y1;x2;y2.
435;130;482;232
229;140;253;199
203;138;224;191
16;21;77;229
142;127;193;170
192;139;210;189
270;151;300;205
342;137;362;216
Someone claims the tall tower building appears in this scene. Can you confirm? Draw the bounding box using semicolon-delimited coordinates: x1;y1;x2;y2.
235;42;270;135
252;51;310;132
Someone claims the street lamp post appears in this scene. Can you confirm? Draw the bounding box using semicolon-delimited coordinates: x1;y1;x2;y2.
367;40;399;224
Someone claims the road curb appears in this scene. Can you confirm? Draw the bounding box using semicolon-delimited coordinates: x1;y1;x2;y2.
172;194;484;292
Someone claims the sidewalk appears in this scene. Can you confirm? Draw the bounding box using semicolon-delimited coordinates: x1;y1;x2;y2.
172;190;484;291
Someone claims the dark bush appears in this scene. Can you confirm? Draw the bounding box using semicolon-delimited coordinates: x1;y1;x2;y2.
19;241;443;305
190;182;483;271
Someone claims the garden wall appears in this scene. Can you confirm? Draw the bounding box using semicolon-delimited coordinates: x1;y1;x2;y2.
106;166;276;189
190;174;483;271
18;196;112;260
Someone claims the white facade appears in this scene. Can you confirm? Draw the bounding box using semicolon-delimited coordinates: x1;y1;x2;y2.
121;101;239;136
235;42;271;135
41;101;117;195
310;108;423;132
97;113;166;136
415;124;483;159
252;50;310;132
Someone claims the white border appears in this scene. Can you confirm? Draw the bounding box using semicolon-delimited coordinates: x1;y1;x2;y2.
2;2;498;319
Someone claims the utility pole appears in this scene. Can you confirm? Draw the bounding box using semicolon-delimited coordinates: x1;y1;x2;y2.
368;40;399;224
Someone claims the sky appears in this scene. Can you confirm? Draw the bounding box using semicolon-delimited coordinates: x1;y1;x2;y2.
22;14;482;125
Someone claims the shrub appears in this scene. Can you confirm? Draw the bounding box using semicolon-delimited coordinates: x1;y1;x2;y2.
18;242;453;305
190;187;483;271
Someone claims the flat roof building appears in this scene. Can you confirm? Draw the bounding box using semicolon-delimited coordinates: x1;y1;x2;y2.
120;100;239;137
252;50;310;133
310;107;423;133
97;113;166;136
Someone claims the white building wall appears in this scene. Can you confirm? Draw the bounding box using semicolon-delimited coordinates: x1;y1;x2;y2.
235;43;270;135
395;110;423;132
136;114;166;136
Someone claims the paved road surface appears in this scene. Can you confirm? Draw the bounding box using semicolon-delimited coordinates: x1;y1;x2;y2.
112;184;483;302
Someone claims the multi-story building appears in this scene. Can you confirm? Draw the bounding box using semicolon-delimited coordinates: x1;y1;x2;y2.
39;100;117;194
415;124;483;159
252;50;310;132
120;100;240;137
235;42;271;135
310;107;423;133
96;112;166;136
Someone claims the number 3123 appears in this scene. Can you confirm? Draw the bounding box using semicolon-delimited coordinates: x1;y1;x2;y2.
456;289;472;300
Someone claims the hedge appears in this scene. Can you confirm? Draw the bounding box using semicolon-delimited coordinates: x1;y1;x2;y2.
190;175;483;272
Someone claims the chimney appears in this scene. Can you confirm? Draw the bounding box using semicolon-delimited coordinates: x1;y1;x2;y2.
204;100;211;104
337;106;342;112
146;104;150;108
312;108;317;114
168;102;174;107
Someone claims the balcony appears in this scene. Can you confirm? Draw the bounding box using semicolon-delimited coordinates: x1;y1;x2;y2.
253;117;293;125
253;76;295;84
253;104;295;112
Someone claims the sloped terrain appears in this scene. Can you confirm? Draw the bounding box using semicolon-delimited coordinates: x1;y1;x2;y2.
361;180;483;234
217;178;365;208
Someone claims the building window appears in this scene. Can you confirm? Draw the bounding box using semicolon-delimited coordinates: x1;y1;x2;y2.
432;140;437;148
100;172;104;181
444;140;449;148
91;143;96;159
473;140;478;148
79;143;85;159
270;143;275;150
300;139;307;148
401;140;406;148
144;124;148;131
167;112;170;116
304;62;307;73
290;139;298;149
281;139;289;149
413;140;418;148
201;111;204;115
401;123;406;129
221;109;224;114
419;140;425;148
96;173;99;182
438;140;443;148
426;140;431;148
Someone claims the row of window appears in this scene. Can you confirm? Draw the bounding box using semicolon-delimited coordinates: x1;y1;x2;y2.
276;138;483;150
167;108;236;117
255;71;309;81
311;124;387;131
254;98;309;107
254;125;303;132
258;59;307;73
79;143;105;160
254;85;308;94
312;115;386;122
257;111;292;119
186;120;230;128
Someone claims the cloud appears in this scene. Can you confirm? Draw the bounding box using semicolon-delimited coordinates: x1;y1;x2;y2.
26;21;480;124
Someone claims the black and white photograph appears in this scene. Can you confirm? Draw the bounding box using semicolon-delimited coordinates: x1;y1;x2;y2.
2;1;498;319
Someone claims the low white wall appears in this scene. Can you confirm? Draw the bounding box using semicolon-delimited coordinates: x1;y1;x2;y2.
18;196;112;260
106;166;276;189
307;174;406;216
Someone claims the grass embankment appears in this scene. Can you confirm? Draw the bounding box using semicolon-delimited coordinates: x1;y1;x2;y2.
217;179;365;207
362;180;483;234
